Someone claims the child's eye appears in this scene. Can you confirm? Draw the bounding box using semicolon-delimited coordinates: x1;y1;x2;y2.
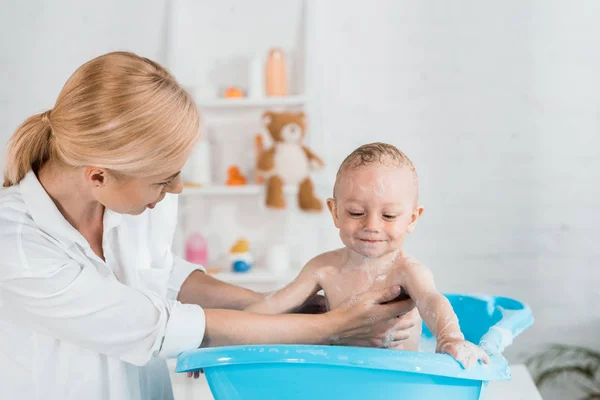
383;214;397;220
348;211;364;218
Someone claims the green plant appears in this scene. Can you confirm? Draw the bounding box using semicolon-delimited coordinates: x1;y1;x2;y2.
526;344;600;399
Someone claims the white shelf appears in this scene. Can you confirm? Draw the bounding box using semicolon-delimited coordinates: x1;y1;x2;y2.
195;95;305;109
181;184;299;197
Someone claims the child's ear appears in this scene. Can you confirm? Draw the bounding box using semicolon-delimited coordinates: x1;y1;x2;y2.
407;206;424;233
326;198;341;228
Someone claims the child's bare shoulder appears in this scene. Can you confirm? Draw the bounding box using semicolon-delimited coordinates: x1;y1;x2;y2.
302;248;346;280
392;255;434;283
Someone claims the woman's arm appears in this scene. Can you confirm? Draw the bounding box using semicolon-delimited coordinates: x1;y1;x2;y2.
176;257;326;314
244;263;322;314
202;310;332;347
201;285;411;347
177;270;265;310
0;226;205;367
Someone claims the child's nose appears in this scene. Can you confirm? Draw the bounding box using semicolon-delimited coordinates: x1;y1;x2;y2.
364;214;381;231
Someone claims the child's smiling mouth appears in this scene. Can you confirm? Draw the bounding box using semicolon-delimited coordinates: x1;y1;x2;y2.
358;238;385;243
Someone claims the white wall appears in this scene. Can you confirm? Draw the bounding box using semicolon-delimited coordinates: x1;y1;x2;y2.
307;0;600;367
1;2;599;397
0;0;168;170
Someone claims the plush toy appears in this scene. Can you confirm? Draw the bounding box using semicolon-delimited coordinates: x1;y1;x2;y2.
257;111;324;211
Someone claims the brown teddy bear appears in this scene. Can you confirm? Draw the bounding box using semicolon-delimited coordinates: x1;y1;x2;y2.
257;111;324;211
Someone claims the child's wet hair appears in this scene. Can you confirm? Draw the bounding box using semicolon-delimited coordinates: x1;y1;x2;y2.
333;142;418;199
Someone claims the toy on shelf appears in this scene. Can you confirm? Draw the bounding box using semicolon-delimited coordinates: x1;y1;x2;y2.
230;238;252;273
226;165;247;186
256;111;324;212
265;48;288;97
254;133;265;184
223;86;245;99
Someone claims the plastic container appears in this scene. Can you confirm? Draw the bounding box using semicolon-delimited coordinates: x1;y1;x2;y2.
184;233;208;266
182;139;211;187
248;53;264;99
265;48;288;96
176;294;533;400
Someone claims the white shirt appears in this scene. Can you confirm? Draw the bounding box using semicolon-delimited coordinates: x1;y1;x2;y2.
0;171;206;400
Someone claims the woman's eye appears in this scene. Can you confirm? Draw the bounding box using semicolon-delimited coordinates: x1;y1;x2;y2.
158;181;171;188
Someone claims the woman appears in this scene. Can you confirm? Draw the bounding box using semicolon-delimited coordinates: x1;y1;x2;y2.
0;52;418;400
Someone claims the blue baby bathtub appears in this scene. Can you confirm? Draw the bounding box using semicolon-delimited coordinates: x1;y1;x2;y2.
176;294;533;400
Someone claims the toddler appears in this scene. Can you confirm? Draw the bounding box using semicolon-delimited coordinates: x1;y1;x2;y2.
246;143;489;368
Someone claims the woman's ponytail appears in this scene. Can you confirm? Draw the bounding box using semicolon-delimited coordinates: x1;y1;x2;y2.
3;110;54;187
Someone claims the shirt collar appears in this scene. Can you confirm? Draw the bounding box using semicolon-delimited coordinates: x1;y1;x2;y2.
19;170;122;247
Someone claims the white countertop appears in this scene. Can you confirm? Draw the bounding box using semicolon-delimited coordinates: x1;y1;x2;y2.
169;362;543;399
487;365;543;400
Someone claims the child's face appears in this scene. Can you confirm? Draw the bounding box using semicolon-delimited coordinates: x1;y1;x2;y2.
327;164;424;258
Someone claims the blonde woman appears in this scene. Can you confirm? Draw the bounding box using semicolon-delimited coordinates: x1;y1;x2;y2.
0;52;417;400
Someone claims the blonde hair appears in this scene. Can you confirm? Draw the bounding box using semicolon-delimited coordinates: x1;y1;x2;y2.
333;142;418;199
3;51;200;187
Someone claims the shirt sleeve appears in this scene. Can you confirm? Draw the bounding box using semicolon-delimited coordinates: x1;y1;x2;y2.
167;256;206;301
0;219;206;365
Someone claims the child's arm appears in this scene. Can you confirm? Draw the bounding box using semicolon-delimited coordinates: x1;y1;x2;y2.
400;258;490;368
244;260;323;315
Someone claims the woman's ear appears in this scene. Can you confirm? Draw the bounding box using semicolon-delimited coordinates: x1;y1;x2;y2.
407;206;424;233
85;166;109;188
326;198;341;228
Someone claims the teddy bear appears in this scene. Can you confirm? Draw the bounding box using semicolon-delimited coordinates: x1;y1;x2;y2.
256;111;324;211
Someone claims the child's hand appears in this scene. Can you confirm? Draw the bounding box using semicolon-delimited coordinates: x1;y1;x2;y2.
436;337;490;369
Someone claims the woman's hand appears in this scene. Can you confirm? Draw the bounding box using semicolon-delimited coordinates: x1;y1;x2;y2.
200;285;415;349
326;285;416;348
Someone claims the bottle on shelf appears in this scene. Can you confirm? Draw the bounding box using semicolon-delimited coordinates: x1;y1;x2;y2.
248;53;265;99
265;48;288;97
185;232;208;267
182;138;212;187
